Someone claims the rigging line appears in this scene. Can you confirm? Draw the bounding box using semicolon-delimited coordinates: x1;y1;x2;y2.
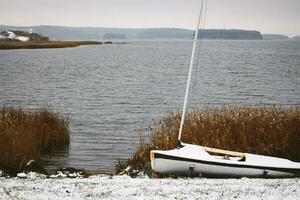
191;0;208;96
191;0;205;92
196;0;208;73
190;0;208;111
203;0;208;29
197;0;208;67
191;3;204;101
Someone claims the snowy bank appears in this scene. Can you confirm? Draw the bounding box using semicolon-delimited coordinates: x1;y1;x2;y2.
0;175;299;200
0;31;29;41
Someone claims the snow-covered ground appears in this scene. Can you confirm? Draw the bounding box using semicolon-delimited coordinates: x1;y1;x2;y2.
0;174;299;200
0;31;29;41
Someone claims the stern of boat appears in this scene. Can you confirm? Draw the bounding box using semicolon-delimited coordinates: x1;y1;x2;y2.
149;144;210;175
150;150;157;172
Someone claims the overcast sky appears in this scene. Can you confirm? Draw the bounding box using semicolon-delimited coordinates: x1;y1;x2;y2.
0;0;299;36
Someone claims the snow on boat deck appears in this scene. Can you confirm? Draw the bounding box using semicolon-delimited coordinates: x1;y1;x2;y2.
0;175;299;200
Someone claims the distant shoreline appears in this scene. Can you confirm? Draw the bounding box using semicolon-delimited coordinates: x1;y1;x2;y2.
0;40;112;50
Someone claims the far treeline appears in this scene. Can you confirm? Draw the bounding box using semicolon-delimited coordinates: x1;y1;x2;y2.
137;28;263;40
197;29;263;40
0;25;278;40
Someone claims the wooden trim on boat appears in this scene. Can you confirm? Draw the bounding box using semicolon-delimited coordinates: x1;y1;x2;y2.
203;147;246;158
150;151;154;161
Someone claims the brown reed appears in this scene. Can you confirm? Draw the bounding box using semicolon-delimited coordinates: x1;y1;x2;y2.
116;106;300;176
0;107;69;174
0;41;106;50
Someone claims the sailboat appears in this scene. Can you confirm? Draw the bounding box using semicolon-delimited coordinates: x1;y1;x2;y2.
150;0;300;178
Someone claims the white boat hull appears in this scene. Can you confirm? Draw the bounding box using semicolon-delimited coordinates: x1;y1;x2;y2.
151;143;300;178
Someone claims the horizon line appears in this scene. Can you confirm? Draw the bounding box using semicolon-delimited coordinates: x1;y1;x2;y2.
0;24;298;37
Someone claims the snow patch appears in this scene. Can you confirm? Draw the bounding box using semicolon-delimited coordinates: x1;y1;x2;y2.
0;31;29;41
0;175;299;199
17;172;27;178
16;36;29;41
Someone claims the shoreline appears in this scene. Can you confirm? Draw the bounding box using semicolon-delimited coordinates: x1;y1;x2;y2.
0;40;112;50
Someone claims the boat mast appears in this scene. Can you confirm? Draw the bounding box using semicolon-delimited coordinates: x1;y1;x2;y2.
177;0;204;146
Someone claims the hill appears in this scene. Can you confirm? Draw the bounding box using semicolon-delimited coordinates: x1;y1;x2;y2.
0;25;139;40
292;36;300;40
137;28;192;39
198;29;262;40
262;34;289;40
0;25;264;40
103;33;127;40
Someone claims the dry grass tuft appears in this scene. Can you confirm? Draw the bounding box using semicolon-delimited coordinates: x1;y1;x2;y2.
0;107;69;174
117;106;300;176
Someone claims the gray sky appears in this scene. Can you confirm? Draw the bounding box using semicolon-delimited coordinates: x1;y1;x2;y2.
0;0;299;36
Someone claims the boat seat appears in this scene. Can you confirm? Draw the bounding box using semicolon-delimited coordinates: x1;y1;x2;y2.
203;146;246;158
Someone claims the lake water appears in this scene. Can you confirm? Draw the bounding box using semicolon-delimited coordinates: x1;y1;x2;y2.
0;40;300;172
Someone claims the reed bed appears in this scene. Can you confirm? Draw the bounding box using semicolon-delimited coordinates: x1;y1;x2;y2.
0;41;111;50
0;107;69;174
117;106;300;176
